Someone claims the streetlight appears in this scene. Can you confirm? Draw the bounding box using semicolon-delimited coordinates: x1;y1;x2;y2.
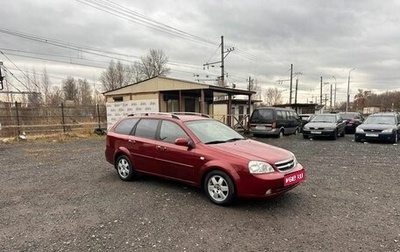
332;76;337;109
346;68;356;112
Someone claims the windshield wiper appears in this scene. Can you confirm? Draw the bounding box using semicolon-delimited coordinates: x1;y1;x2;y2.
226;137;244;142
204;140;227;145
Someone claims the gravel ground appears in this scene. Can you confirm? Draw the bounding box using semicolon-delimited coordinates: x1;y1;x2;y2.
0;134;399;252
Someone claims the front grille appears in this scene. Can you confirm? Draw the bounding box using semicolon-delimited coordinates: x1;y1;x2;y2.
309;127;324;130
275;158;295;172
364;129;383;133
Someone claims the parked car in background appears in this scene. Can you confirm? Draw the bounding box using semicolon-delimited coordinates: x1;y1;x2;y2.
249;107;302;138
302;113;346;140
105;112;305;206
299;114;315;132
354;112;400;143
338;112;364;134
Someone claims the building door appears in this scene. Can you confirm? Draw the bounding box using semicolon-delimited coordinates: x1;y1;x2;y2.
185;98;195;112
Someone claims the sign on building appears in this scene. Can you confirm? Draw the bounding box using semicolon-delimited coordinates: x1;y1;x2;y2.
106;99;159;129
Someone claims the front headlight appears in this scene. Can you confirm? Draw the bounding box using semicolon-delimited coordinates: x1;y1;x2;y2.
356;127;364;133
292;154;298;167
382;128;393;133
248;161;275;174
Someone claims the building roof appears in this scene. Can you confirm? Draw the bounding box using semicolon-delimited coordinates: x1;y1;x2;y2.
103;76;256;96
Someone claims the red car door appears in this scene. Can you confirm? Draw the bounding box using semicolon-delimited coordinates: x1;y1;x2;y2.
129;119;160;175
153;120;201;183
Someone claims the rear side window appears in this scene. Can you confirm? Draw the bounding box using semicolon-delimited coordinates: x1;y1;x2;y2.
251;109;274;123
288;111;299;120
114;118;139;135
134;119;159;139
159;120;189;144
277;110;286;119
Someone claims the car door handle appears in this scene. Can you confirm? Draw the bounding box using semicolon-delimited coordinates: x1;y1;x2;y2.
128;139;136;143
156;146;167;151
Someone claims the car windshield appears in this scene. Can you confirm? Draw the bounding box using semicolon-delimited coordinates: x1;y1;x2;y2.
185;119;245;144
364;116;395;125
311;115;336;123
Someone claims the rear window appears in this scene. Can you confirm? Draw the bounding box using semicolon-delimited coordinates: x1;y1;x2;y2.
251;109;274;123
113;118;139;135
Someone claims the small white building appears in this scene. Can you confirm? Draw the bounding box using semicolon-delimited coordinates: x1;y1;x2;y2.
103;76;255;129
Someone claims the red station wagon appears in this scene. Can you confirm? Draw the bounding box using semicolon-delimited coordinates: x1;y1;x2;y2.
105;113;305;205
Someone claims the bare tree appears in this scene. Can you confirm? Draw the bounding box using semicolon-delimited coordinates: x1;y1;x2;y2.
100;60;132;91
263;87;283;106
138;49;170;79
353;89;371;112
26;69;42;106
101;49;170;91
62;76;78;102
127;61;144;83
47;86;64;106
77;79;93;105
41;68;52;104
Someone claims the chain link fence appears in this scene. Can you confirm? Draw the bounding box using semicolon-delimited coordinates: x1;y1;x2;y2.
0;102;107;138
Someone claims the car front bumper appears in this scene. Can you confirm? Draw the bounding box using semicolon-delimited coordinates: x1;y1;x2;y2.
302;129;336;138
235;164;305;198
355;132;396;142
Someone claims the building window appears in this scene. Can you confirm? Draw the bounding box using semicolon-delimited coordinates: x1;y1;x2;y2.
113;96;123;102
167;99;179;112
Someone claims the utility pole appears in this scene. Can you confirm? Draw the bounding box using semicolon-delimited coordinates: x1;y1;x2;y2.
346;68;356;112
247;76;253;115
221;36;225;84
330;84;333;111
289;64;293;104
0;62;3;90
332;76;337;109
294;72;302;104
295;78;298;104
202;36;234;86
320;76;323;105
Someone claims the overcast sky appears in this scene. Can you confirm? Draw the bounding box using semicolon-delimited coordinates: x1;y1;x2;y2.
1;0;400;103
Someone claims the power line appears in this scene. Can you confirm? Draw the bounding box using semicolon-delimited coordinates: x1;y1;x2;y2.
76;0;261;63
0;51;40;90
77;0;218;47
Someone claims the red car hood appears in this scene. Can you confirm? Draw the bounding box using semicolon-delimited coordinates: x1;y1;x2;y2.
208;139;294;163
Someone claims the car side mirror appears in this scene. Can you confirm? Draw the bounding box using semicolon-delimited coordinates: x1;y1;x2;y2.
175;137;195;149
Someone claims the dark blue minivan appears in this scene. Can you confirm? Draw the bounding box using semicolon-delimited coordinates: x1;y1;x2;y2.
249;107;302;137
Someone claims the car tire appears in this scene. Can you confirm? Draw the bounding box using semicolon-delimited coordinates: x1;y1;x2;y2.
204;170;235;206
393;132;398;144
332;130;338;140
340;130;345;137
355;137;361;142
303;134;309;139
115;155;136;181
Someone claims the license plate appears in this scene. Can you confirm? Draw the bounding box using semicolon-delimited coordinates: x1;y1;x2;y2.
366;133;378;137
311;131;321;134
256;126;266;130
284;170;305;186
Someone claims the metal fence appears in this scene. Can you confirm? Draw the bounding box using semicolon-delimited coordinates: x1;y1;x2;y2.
0;102;107;137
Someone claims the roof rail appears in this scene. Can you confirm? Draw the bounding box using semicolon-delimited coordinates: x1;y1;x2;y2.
127;112;180;119
127;112;210;119
171;112;211;118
